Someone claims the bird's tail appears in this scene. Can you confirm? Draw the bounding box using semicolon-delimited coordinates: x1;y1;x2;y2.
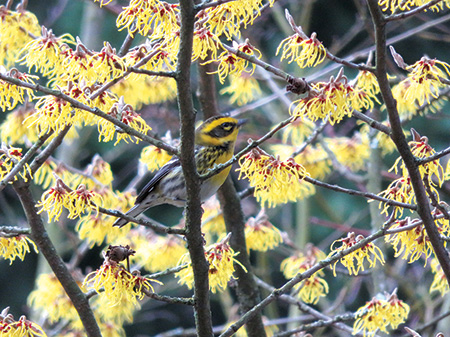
113;204;146;228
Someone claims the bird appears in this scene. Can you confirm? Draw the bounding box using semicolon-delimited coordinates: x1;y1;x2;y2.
113;115;246;227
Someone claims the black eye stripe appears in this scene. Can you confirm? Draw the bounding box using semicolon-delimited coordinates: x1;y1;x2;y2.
207;123;236;138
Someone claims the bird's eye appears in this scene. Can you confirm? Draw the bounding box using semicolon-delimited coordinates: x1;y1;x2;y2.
221;122;233;131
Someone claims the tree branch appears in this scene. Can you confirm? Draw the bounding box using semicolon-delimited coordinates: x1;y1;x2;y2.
367;0;450;286
176;0;213;335
13;180;101;337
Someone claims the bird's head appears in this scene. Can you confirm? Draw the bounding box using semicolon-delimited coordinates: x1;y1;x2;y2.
195;116;246;147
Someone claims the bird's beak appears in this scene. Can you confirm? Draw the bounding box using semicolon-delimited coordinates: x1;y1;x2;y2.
237;119;248;128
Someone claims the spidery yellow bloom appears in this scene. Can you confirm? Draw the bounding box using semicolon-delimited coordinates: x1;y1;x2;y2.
277;31;326;68
0;69;38;111
59;43;98;84
176;236;246;293
401;57;450;107
379;0;450;13
0;146;32;182
202;0;264;40
97;98;152;145
430;258;449;296
390;131;444;188
291;77;354;125
117;0;179;38
90;42;126;83
351;72;381;111
377;176;415;217
66;184;102;219
192;27;223;61
26;85;89;138
0;235;38;264
406;135;443;186
206;40;260;83
329;232;385;276
281;245;328;304
353;291;410;336
19;26;75;77
0;7;40;67
237;147;314;208
385;215;448;265
84;246;162;307
220;73;262;106
84;155;114;187
37;179;101;222
0;308;47;337
244;210;283;252
355;70;380;98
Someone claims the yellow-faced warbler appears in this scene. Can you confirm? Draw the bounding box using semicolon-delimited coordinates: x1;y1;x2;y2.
113;116;245;227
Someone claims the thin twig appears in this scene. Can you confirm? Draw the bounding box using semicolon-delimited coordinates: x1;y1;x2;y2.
98;206;186;235
0;132;53;192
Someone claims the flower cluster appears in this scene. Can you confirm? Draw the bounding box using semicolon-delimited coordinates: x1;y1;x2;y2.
176;236;246;293
329;232;385;276
392;57;450;119
207;40;261;84
202;0;267;40
291;70;377;125
111;75;177;109
19;26;75;78
277;31;326;68
237;147;314;208
281;245;328;304
0;145;32;182
0;235;38;264
36;179;102;223
0;307;47;337
83;246;162;307
378;0;450;12
0;68;37;111
244;210;283;252
97;98;152;145
385;214;449;265
379;130;444;216
353;291;410;336
0;6;41;67
116;0;179;39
